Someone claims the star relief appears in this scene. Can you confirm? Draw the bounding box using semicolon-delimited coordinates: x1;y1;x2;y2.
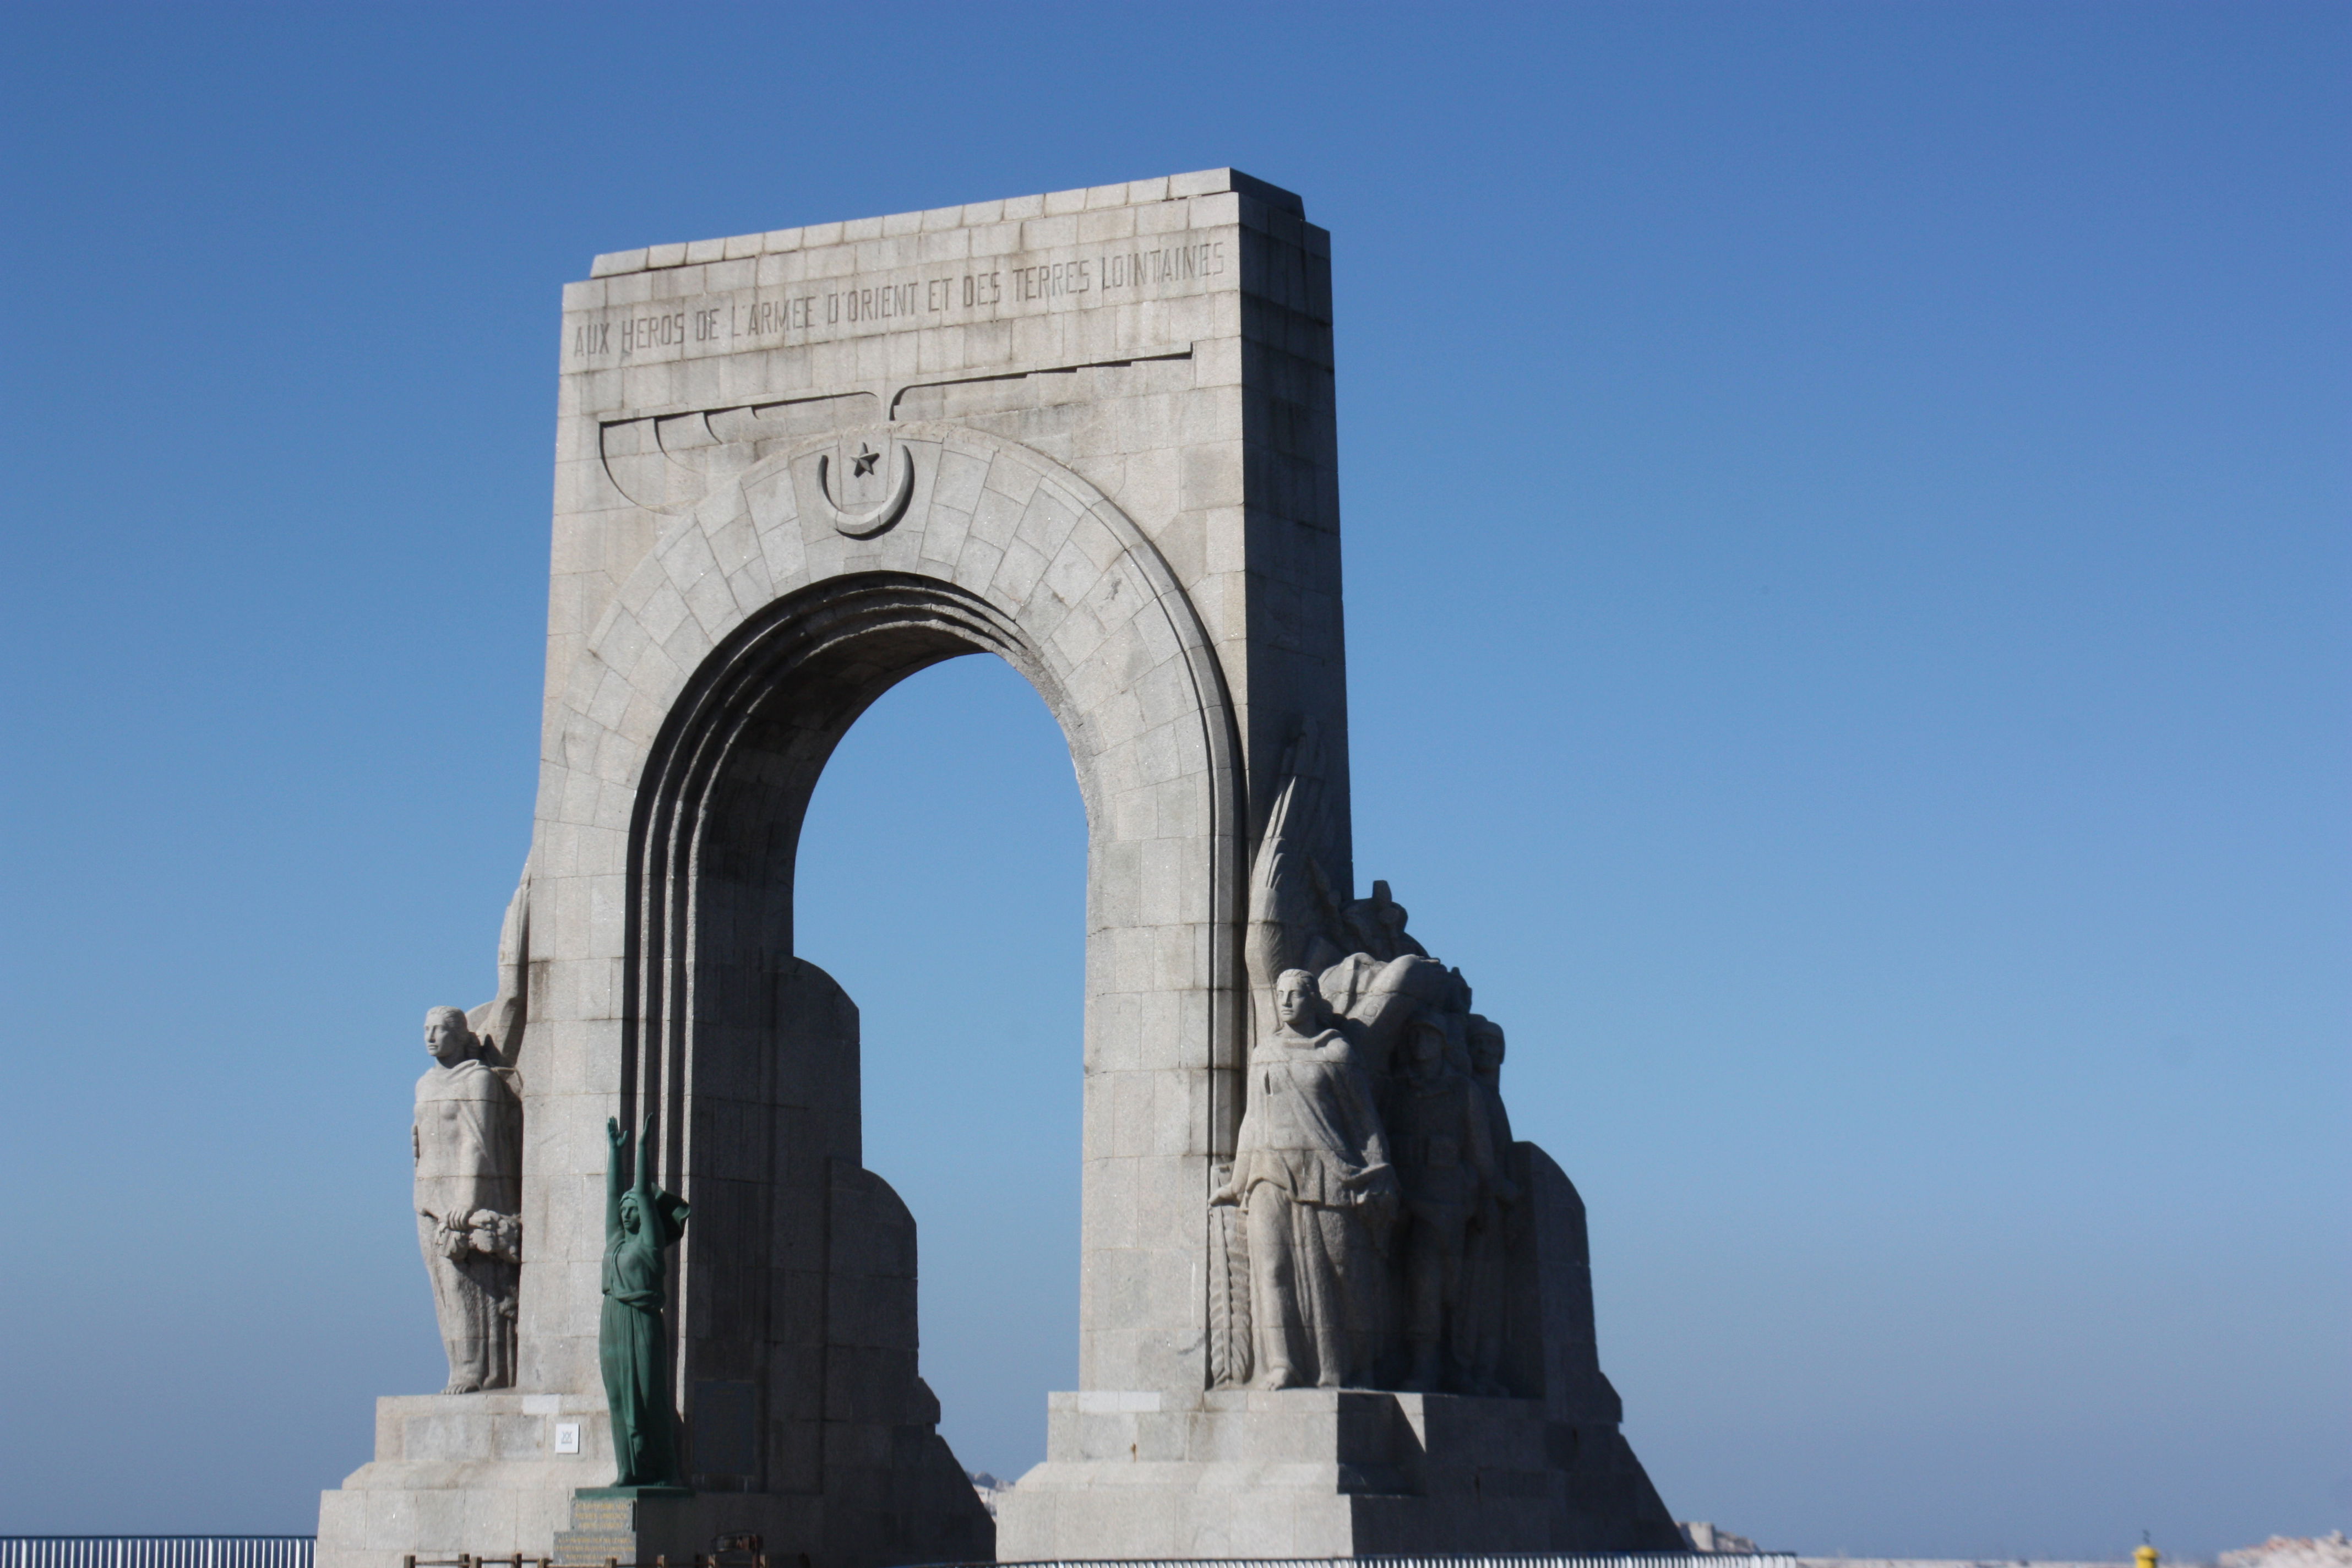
851;443;880;478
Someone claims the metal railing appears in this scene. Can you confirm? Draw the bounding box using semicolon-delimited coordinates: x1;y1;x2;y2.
968;1560;1803;1568
0;1540;314;1568
407;1552;769;1568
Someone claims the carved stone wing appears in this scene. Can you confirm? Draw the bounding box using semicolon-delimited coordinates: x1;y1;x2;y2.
1246;730;1351;1009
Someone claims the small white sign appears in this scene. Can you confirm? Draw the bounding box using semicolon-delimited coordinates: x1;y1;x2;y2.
554;1422;581;1455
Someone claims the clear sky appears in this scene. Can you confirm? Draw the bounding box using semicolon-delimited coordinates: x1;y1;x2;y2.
1;2;2343;1559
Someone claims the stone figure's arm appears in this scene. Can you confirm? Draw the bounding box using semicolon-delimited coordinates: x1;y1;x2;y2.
1466;1084;1517;1204
1481;1081;1516;1178
1338;955;1451;1076
1486;1083;1514;1153
1342;1059;1393;1173
471;865;531;1070
500;1074;524;1164
1345;1070;1400;1233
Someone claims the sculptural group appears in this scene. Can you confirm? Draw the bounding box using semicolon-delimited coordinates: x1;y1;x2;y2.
1213;729;1528;1395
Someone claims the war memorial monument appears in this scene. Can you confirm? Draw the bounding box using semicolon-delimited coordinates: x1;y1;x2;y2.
318;169;1686;1568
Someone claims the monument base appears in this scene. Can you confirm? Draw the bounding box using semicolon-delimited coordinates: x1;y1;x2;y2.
318;1392;986;1568
994;1388;1684;1559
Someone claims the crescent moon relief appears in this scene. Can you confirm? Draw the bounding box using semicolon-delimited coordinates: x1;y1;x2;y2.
816;442;916;537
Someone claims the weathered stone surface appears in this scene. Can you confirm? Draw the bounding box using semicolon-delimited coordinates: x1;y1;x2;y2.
994;1387;1674;1558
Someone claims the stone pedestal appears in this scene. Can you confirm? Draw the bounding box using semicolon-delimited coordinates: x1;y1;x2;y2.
995;1388;1675;1559
318;1393;613;1568
321;1387;981;1568
320;1359;983;1568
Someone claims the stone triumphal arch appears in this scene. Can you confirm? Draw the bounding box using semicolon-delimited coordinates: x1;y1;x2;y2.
320;170;1679;1568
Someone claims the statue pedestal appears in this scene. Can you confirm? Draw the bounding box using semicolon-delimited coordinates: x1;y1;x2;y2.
317;1384;983;1568
318;1394;613;1568
994;1387;1679;1559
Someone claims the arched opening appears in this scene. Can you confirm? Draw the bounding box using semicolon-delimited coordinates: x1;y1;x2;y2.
793;651;1083;1484
616;573;1081;1515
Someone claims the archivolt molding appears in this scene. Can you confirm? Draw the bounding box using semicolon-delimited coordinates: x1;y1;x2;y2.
540;419;1248;1150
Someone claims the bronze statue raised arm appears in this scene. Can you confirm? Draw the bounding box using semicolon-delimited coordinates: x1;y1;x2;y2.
599;1113;690;1490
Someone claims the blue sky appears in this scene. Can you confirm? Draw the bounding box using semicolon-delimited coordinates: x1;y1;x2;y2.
1;2;2343;1559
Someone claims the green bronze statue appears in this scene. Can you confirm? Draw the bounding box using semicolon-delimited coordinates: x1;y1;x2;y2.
601;1113;690;1490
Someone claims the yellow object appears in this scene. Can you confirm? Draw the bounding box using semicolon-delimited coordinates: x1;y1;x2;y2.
2137;1547;2160;1568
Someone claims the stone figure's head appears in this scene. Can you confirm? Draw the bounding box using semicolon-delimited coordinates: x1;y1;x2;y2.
1370;879;1409;935
424;1006;477;1066
1407;1014;1448;1071
618;1190;643;1235
1468;1016;1505;1075
1273;968;1330;1035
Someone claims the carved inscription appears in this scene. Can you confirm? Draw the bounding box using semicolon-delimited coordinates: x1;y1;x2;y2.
1098;241;1223;289
565;238;1227;367
619;311;686;353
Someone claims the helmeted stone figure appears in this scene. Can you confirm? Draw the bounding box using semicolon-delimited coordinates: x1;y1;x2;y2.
412;1006;522;1393
1213;969;1398;1387
601;1113;690;1489
1338;880;1429;964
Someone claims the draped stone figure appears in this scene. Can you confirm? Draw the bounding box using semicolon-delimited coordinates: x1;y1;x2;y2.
601;1113;690;1489
1460;1015;1517;1393
1389;1015;1515;1390
413;1006;523;1392
1214;970;1398;1387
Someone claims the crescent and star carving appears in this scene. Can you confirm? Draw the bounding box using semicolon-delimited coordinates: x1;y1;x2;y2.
815;442;915;538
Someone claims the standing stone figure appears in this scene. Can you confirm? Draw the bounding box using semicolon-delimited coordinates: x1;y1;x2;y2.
1213;970;1397;1388
601;1113;690;1489
1389;1015;1514;1390
413;1006;522;1393
1460;1016;1517;1394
